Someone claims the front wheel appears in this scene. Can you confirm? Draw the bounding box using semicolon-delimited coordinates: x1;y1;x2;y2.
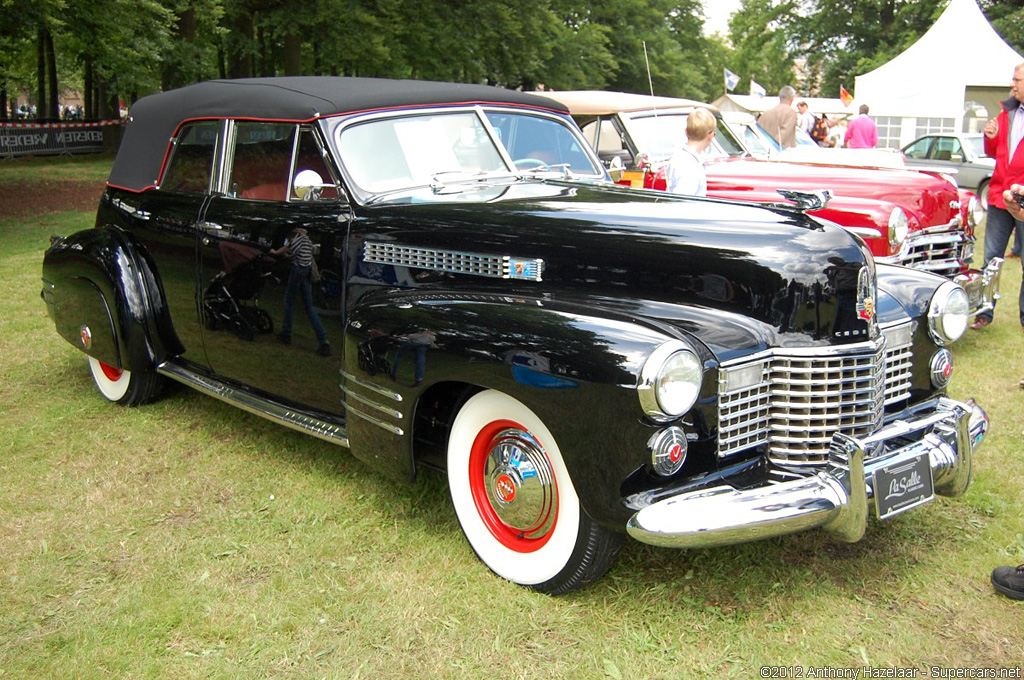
446;390;622;594
978;179;989;211
88;357;164;406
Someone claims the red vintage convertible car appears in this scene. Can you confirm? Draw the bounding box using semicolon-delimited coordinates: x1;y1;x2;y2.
539;90;1001;319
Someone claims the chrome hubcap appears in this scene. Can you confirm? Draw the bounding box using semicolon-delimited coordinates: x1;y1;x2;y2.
483;428;557;540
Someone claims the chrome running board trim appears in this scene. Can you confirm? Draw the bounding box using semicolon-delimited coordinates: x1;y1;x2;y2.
157;361;350;448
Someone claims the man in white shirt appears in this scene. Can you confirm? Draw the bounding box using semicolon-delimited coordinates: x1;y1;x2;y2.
666;108;717;196
796;101;815;135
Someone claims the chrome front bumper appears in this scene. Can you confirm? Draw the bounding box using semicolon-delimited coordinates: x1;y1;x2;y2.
957;258;1003;318
626;397;988;549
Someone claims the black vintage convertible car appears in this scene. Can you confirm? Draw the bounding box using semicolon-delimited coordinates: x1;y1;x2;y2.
42;77;988;594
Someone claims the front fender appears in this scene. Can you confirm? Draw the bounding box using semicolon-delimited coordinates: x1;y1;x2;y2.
41;225;181;372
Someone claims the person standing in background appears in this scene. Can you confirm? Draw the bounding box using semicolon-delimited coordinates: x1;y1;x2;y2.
758;86;798;149
796;100;815;136
971;62;1024;331
666;108;717;197
844;104;878;148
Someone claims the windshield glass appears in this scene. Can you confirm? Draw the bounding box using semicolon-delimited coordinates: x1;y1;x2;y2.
964;134;985;157
627;112;745;161
484;111;602;176
337;111;506;194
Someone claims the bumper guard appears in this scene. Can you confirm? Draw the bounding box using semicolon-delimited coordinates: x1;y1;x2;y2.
957;258;1003;318
626;397;988;548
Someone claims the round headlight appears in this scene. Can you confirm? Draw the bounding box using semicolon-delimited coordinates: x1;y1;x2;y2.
967;194;983;229
928;281;970;345
887;207;909;247
638;342;703;421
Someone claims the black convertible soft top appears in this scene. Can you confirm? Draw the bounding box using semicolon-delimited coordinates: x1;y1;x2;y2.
108;77;569;192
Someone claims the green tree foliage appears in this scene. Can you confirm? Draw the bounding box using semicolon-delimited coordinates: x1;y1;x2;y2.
981;0;1024;56
789;0;945;96
14;0;1006;118
727;0;798;96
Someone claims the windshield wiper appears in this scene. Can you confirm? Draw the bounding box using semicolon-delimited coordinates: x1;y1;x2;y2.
429;169;516;193
516;163;576;180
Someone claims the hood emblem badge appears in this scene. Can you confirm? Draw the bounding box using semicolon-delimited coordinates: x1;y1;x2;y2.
777;188;834;212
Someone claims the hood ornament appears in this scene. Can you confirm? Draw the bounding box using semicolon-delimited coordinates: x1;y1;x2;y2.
777;188;834;212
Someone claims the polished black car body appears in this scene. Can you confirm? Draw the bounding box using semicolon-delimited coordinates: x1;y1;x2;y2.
42;77;988;594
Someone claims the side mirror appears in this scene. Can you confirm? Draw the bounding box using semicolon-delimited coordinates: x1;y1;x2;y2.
950;153;963;163
293;169;332;201
606;155;625;182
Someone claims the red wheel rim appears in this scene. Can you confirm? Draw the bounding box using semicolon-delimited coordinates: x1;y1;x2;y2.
468;419;558;553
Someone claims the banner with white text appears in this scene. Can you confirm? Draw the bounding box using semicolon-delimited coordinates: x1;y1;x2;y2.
0;120;122;158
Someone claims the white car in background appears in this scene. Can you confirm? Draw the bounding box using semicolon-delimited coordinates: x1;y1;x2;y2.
722;111;907;169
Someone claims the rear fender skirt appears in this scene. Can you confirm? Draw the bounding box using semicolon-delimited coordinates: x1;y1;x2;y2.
42;225;182;372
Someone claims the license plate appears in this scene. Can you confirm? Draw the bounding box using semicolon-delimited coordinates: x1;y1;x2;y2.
874;453;935;520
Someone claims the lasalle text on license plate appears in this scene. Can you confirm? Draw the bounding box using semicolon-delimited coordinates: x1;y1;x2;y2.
874;453;935;520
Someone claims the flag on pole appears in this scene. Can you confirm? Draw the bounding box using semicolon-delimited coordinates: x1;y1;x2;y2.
724;68;740;92
839;85;854;107
750;79;766;97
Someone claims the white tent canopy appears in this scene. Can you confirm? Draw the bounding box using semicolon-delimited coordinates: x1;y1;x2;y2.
854;0;1023;144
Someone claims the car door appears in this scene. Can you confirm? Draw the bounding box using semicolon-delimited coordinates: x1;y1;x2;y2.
198;121;350;418
115;119;225;371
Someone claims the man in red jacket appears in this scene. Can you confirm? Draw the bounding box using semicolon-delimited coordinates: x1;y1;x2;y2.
973;62;1024;330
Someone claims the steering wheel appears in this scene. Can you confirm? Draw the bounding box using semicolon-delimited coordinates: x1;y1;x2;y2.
513;158;551;171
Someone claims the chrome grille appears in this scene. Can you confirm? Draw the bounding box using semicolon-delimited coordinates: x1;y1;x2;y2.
363;242;544;281
718;323;914;465
899;222;971;279
365;242;505;278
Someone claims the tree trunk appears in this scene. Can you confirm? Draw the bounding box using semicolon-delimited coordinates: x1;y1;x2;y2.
37;29;46;119
226;11;255;78
163;6;198;90
283;30;301;76
44;29;58;119
84;59;94;119
1;87;7;122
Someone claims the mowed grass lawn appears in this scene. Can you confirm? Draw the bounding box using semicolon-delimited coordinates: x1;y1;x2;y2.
1;154;1021;679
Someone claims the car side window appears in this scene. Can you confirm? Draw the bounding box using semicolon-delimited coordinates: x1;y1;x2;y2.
904;137;932;160
227;122;297;201
291;127;341;200
932;137;959;162
161;121;222;193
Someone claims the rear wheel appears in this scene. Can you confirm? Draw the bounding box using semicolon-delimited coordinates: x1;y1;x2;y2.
88;357;164;406
446;390;622;594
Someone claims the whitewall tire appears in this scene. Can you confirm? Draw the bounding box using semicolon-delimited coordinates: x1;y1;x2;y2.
446;390;622;594
88;357;163;406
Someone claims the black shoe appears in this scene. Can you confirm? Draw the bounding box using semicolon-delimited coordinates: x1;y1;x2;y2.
276;333;291;345
317;343;332;357
991;564;1024;600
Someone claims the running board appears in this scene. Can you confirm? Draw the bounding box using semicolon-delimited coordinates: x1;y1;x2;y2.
157;361;350;448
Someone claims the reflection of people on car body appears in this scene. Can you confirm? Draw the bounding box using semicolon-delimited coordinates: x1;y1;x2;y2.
272;227;331;356
390;330;437;386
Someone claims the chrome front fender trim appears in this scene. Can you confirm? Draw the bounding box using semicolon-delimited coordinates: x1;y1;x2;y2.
626;397;987;549
158;361;350;447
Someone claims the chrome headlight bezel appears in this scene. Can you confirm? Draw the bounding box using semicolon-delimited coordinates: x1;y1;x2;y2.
927;281;970;346
967;194;983;228
887;207;909;248
638;341;703;422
